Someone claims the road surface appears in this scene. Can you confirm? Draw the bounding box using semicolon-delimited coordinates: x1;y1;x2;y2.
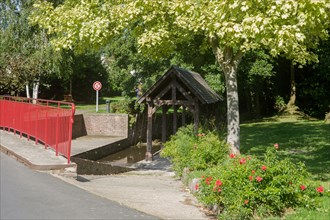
0;152;157;220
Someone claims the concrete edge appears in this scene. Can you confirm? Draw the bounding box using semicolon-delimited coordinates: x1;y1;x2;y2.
0;144;77;172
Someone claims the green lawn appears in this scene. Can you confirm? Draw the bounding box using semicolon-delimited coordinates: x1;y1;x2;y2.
74;96;125;113
240;116;330;219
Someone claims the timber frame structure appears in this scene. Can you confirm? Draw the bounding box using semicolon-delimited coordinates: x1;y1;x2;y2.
138;66;222;161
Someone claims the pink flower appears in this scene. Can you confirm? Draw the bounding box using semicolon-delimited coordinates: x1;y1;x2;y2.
300;185;307;191
195;184;199;191
316;186;324;193
274;143;279;149
261;165;267;171
256;176;263;182
230;153;236;158
215;180;223;186
239;158;246;164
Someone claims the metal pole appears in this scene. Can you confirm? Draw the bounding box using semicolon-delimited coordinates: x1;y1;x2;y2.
96;90;99;112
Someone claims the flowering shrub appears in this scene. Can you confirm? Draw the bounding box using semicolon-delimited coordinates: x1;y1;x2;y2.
195;149;327;219
161;125;229;176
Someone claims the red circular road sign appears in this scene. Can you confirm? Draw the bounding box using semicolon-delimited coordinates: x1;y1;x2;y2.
93;81;102;91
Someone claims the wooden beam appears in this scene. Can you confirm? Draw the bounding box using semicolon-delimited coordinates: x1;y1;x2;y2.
172;80;195;103
173;105;177;134
172;83;177;134
153;100;194;106
146;104;153;161
193;100;199;134
161;105;167;149
154;83;173;101
182;106;186;126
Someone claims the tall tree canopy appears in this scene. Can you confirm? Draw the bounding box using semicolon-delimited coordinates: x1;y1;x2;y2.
0;0;67;98
30;0;330;153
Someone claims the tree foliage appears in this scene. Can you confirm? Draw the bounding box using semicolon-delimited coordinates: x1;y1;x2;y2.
30;0;330;152
297;38;330;118
0;0;67;96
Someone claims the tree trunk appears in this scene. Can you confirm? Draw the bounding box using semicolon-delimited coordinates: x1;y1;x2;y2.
32;80;39;104
223;62;241;154
211;42;242;154
26;84;30;98
287;62;296;107
255;91;261;117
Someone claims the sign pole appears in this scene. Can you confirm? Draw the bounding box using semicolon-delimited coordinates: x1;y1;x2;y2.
96;90;99;112
93;81;102;113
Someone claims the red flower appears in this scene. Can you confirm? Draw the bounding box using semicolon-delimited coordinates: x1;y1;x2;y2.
201;175;204;179
215;180;223;186
195;184;199;191
218;188;221;192
230;153;236;158
239;158;246;164
256;176;263;182
300;185;307;191
316;186;324;193
244;200;249;204
205;177;213;185
261;165;267;171
252;170;256;174
274;143;279;149
249;176;253;181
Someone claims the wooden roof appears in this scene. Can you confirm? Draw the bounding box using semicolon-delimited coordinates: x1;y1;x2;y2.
138;66;222;105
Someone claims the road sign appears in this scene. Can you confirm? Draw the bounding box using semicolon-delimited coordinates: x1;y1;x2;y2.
93;81;102;91
93;81;102;112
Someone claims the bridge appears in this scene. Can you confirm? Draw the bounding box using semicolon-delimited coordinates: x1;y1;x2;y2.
0;96;75;164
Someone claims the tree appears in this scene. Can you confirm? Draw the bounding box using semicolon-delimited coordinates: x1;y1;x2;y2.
297;38;330;118
238;50;276;118
0;0;66;98
30;0;330;153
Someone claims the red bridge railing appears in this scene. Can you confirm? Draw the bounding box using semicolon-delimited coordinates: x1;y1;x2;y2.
0;96;75;164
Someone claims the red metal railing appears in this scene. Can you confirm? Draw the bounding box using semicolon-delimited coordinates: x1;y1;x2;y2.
0;96;75;164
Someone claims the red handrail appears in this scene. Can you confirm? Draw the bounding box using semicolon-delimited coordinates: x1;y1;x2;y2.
0;96;75;164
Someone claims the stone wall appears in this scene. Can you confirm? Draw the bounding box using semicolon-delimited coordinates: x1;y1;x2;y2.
73;113;128;138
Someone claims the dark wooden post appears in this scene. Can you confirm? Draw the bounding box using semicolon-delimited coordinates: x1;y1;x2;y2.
173;105;177;134
161;105;167;149
146;102;153;161
193;101;199;134
172;83;177;134
182;106;186;126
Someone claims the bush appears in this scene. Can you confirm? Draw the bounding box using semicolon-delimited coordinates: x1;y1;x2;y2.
161;125;229;176
110;97;135;114
274;96;286;113
195;148;327;219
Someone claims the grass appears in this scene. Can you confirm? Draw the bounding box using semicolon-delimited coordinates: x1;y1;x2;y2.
240;116;330;219
240;117;330;181
74;96;125;113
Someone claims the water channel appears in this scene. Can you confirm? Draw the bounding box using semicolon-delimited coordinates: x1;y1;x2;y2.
98;143;161;167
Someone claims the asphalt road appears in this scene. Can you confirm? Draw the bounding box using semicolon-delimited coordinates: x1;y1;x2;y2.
0;152;157;220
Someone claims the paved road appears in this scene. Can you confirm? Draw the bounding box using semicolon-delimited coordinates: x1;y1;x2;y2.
0;152;157;220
